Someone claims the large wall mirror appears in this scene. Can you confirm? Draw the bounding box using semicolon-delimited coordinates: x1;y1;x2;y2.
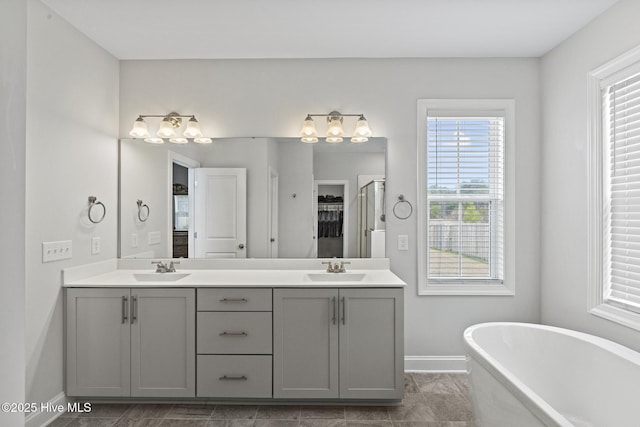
119;137;387;259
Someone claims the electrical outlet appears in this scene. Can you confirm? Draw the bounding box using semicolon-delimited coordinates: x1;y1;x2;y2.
131;233;138;248
398;235;409;251
148;231;161;245
42;240;73;263
91;237;101;255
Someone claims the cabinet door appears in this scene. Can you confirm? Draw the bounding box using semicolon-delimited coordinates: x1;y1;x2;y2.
273;288;339;399
339;288;404;399
130;288;195;397
66;288;131;397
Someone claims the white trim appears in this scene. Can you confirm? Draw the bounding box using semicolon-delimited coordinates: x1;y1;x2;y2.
590;303;640;333
267;166;279;258
404;355;468;373
25;392;69;427
587;63;606;318
587;45;640;331
417;99;516;296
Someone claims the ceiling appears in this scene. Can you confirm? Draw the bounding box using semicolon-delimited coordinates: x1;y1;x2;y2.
41;0;619;60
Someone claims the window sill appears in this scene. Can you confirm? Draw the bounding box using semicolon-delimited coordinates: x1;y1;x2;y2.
590;303;640;332
419;282;514;296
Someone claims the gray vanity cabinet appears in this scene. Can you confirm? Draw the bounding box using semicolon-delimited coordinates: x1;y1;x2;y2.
66;288;131;397
338;288;404;399
273;287;403;400
273;288;340;399
66;288;195;398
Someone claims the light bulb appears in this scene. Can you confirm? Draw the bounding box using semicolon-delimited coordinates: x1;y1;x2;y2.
350;136;368;143
169;137;188;144
129;117;149;138
183;117;203;138
300;116;318;142
144;137;164;144
157;118;176;138
194;137;212;144
327;117;344;136
354;116;372;136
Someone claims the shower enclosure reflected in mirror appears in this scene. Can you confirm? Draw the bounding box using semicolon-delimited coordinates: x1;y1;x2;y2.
119;137;387;259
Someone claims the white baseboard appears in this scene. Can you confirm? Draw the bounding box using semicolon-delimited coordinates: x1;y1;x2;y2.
405;355;468;373
25;392;69;427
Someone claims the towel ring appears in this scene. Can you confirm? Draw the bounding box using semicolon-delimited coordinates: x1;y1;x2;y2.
88;196;106;224
392;195;413;220
137;200;150;222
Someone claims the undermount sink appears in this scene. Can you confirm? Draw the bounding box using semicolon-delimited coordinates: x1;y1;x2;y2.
306;273;366;282
133;273;191;282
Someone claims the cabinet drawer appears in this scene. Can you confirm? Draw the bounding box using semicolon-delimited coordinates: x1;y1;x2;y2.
197;355;272;398
197;312;272;354
198;288;272;311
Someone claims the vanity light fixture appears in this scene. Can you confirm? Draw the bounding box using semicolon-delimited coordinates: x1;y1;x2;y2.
299;111;372;144
128;112;213;144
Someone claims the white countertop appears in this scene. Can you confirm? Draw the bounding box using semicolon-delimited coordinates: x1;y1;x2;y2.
62;259;406;288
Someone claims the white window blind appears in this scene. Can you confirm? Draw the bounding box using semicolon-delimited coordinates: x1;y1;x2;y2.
605;71;640;313
426;114;504;282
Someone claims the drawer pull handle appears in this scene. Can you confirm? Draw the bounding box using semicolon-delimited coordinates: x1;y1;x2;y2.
219;331;248;337
219;298;248;303
219;375;248;381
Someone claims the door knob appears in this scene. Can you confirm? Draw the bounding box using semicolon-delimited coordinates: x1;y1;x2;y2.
270;238;275;242
238;244;245;249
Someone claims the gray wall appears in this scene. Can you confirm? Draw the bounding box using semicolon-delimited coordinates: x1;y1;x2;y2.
26;0;119;409
277;142;315;258
0;0;27;425
541;0;640;350
120;139;172;258
120;57;543;363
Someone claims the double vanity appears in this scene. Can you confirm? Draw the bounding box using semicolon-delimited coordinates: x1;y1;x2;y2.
63;258;405;403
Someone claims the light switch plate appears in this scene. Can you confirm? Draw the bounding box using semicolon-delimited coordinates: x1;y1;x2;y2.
42;240;73;263
131;233;138;248
398;235;409;251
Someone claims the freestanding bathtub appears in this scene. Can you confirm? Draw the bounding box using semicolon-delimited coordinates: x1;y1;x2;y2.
463;322;640;427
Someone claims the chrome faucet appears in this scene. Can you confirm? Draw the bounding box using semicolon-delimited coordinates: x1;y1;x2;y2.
152;260;180;273
338;261;350;273
321;261;351;273
321;261;335;273
152;261;168;273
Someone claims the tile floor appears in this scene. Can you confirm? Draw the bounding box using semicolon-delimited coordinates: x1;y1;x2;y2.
47;374;474;427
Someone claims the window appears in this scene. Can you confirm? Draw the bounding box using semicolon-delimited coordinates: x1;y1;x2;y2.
589;45;640;330
418;100;515;295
